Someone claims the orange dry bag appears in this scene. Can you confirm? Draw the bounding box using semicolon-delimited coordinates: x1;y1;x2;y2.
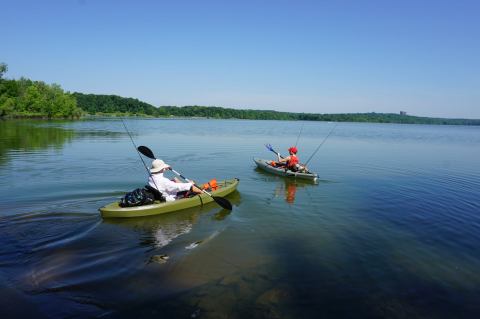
202;179;218;191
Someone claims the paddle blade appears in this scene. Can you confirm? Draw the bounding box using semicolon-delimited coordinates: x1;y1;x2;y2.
212;196;232;210
138;146;156;159
265;143;282;158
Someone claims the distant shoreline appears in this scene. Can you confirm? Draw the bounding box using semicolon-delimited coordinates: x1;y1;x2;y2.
71;93;480;126
4;113;480;127
80;113;480;126
1;75;479;125
1;64;479;125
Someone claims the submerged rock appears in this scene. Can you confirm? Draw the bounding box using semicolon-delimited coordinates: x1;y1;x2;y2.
150;254;169;264
256;287;290;305
190;308;201;318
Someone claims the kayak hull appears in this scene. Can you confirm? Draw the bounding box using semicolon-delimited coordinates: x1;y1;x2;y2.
253;158;318;181
100;178;239;218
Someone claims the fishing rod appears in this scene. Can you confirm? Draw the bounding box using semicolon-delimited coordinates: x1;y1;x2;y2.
138;145;233;210
267;122;304;159
294;123;304;147
121;123;233;210
304;122;338;166
120;118;160;190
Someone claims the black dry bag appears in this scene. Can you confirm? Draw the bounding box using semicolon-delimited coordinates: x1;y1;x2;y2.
119;188;155;207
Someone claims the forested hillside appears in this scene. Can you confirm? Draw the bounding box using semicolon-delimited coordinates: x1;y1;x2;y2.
2;62;479;125
73;91;480;125
0;63;81;118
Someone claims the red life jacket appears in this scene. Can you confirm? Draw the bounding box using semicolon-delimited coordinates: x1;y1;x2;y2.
287;155;299;168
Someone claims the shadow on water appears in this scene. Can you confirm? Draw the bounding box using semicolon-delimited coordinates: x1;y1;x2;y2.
106;233;480;319
0;192;242;318
0;211;102;318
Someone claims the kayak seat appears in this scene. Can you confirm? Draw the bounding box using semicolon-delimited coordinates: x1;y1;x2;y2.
144;185;166;202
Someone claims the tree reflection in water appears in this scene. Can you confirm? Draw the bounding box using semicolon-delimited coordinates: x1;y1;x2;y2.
0;120;75;164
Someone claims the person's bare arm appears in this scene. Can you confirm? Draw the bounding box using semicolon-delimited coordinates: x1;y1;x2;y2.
191;185;203;194
278;155;289;163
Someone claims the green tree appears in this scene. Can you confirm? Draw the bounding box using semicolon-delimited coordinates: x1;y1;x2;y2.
0;97;15;116
0;67;82;119
0;63;7;79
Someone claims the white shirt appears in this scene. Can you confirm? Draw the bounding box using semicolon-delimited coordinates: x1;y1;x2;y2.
148;173;193;202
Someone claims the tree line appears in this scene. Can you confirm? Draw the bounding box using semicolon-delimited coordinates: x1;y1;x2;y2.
0;63;82;118
2;63;479;125
73;92;480;125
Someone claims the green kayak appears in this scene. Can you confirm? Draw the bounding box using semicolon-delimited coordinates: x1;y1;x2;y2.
100;178;239;218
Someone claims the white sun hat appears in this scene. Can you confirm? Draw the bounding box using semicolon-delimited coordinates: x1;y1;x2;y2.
150;159;171;173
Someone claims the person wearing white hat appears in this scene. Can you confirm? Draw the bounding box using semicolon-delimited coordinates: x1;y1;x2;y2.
148;159;202;202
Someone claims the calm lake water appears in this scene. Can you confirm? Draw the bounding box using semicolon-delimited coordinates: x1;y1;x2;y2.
1;119;479;318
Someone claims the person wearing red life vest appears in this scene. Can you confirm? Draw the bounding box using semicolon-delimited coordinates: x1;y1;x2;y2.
276;146;301;171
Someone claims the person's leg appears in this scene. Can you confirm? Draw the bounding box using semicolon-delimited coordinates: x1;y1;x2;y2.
176;185;203;199
176;190;188;198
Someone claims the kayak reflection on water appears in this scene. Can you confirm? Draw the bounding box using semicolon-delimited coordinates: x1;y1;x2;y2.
104;208;200;249
285;182;296;203
104;191;242;250
274;179;318;204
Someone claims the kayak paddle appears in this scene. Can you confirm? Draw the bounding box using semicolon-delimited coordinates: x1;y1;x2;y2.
138;145;155;160
265;143;310;173
137;145;233;211
265;143;284;159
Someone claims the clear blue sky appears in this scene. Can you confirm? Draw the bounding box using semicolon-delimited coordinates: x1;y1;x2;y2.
2;0;479;118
